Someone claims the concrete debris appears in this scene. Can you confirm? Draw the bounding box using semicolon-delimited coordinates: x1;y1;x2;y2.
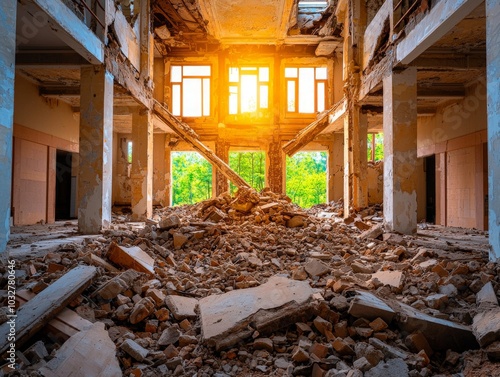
1;189;498;376
199;275;316;350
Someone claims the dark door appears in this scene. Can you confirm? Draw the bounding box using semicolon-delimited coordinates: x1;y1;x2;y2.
55;150;72;220
425;155;436;223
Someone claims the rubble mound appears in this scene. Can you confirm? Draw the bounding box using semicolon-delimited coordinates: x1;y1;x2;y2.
1;189;499;376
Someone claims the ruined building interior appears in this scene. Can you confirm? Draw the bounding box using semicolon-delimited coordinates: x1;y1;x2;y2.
1;0;500;376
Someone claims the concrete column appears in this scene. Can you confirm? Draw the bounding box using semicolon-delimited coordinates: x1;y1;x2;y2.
267;141;285;194
486;0;500;261
383;67;418;234
214;139;229;196
78;66;113;233
435;152;447;226
352;108;368;209
327;133;344;202
0;0;16;252
343;115;352;216
131;109;153;220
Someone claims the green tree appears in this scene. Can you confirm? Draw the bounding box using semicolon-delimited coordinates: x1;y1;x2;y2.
229;152;265;193
286;152;327;208
172;152;212;205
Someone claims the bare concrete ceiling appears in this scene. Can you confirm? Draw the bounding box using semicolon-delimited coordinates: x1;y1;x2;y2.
198;0;294;43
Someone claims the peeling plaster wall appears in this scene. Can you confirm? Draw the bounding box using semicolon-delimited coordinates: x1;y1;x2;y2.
417;80;487;155
113;133;132;205
363;0;391;70
14;76;79;143
367;161;383;205
111;7;141;71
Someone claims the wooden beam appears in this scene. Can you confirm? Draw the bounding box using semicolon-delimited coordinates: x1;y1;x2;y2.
411;54;486;71
153;100;251;189
359;53;395;101
282;98;347;157
0;266;97;354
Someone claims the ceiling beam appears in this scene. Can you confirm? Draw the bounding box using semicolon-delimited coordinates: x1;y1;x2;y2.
16;51;90;68
411;54;486;71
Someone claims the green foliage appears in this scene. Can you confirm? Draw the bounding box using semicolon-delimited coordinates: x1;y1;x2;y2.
229;152;265;193
367;133;384;161
286;152;327;208
172;152;212;205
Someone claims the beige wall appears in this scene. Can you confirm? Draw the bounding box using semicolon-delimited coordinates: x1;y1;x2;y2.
367;161;383;205
14;76;79;143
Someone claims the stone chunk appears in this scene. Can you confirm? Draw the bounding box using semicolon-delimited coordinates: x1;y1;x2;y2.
348;291;395;324
472;308;500;347
357;224;383;240
371;270;404;289
158;215;181;230
199;275;315;350
365;359;409;377
392;300;478;351
120;339;149;362
477;282;499;308
286;216;305;228
158;326;181;346
313;316;332;336
129;297;155;324
108;242;155;276
173;233;189;249
165;295;198;320
305;259;330;278
253;338;273;352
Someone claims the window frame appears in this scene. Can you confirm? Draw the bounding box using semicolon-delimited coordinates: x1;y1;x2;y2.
170;64;212;118
227;65;270;116
284;66;328;116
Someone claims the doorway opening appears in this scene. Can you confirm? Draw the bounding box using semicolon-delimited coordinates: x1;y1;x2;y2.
171;152;212;205
55;150;77;220
229;151;266;194
286;151;327;208
425;155;436;223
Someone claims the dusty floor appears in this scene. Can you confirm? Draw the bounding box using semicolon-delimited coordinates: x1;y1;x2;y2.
1;190;499;377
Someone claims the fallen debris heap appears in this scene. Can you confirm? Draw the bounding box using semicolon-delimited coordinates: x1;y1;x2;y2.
1;188;499;376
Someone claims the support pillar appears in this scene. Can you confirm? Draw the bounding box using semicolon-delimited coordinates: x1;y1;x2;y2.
267;141;285;194
0;0;16;252
78;66;113;233
327;133;344;202
486;0;500;261
214;139;229;196
383;67;418;234
352;108;368;209
131;109;153;220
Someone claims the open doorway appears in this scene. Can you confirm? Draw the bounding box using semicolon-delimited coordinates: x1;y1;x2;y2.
286;151;327;208
425;155;436;223
55;150;77;220
171;152;212;205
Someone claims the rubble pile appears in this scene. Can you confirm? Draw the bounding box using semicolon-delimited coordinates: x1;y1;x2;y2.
1;188;499;376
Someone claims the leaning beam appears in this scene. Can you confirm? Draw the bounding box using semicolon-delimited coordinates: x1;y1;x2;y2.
153;101;251;189
283;98;347;157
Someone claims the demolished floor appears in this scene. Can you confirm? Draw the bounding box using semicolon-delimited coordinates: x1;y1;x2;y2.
1;188;499;377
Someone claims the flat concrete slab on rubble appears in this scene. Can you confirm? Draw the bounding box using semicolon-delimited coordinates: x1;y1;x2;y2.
199;275;316;350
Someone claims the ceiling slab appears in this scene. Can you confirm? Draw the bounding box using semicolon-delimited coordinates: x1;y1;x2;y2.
198;0;295;43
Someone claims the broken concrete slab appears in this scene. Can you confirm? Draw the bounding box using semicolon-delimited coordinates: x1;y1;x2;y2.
391;300;478;352
357;224;384;240
39;322;121;377
165;295;198;320
472;308;500;347
305;259;330;278
476;282;499;308
0;266;97;355
120;339;149;362
108;242;155;275
371;270;404;289
199;275;316;350
158;214;181;230
348;291;396;324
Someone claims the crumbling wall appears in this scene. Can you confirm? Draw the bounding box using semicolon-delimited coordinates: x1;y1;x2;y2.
367;161;383;205
366;0;387;25
113;133;132;205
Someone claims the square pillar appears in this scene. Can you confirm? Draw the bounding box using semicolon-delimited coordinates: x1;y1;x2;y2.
0;0;16;251
327;133;344;202
487;0;500;261
214;139;229;196
383;67;418;234
267;141;285;194
131;109;153;220
78;66;114;233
